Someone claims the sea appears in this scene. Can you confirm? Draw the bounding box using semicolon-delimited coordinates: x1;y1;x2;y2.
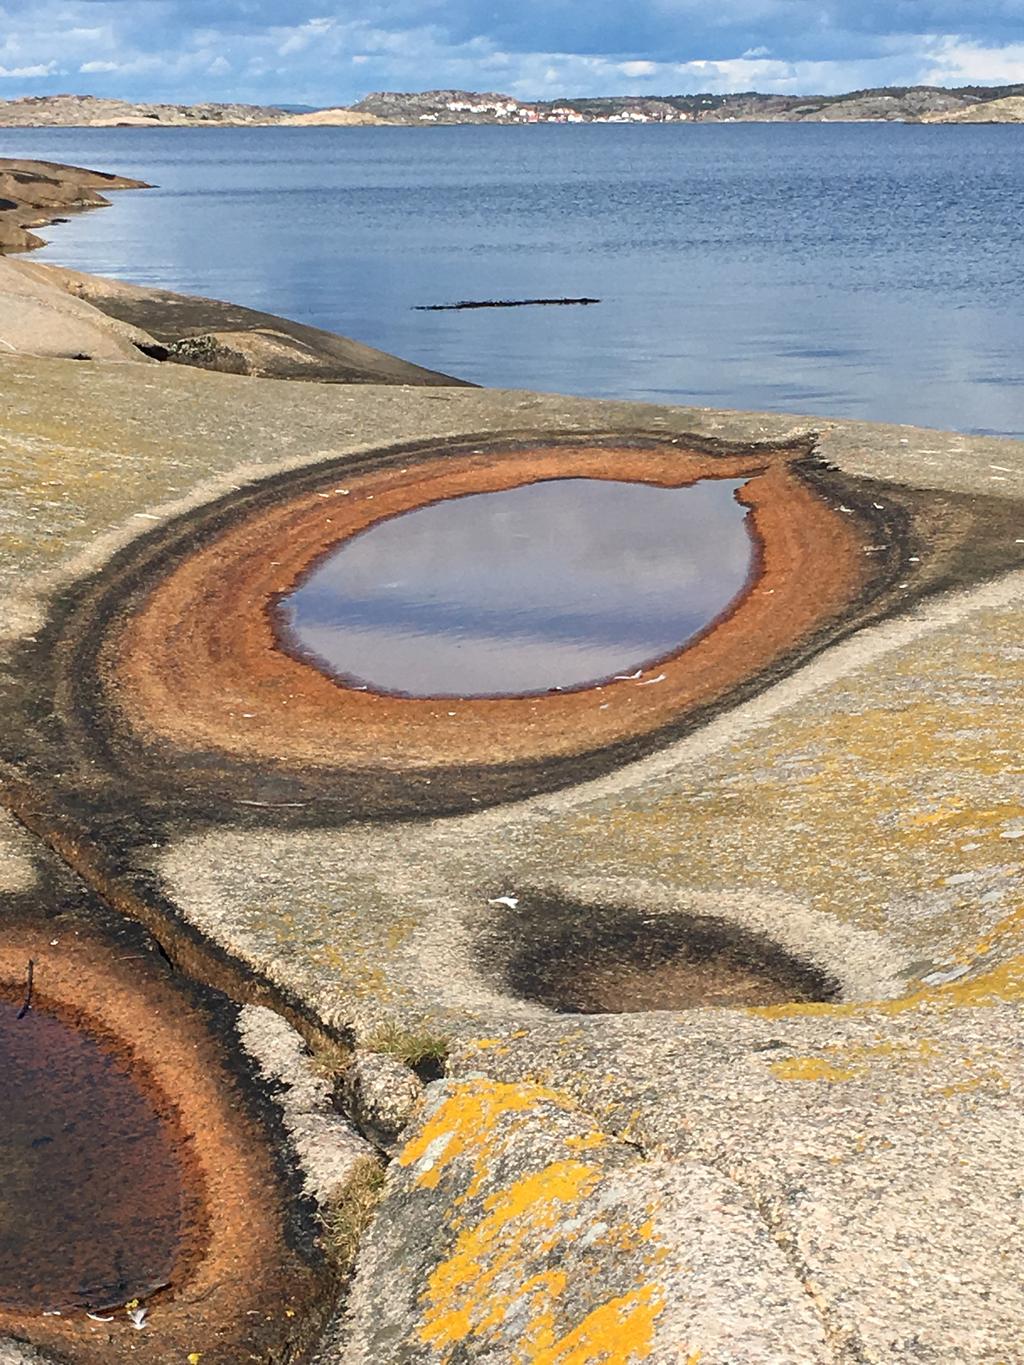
3;123;1023;437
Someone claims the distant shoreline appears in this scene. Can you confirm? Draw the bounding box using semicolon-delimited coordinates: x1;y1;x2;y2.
2;85;1023;129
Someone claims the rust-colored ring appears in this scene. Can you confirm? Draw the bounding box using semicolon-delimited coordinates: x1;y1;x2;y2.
0;920;324;1362
108;442;871;777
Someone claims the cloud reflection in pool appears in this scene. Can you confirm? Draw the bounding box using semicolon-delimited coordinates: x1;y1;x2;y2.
277;476;755;698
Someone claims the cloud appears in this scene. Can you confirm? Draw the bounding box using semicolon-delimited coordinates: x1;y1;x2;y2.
0;1;1022;102
921;36;1024;83
0;60;56;76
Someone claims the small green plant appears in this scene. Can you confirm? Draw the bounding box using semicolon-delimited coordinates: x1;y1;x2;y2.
321;1156;386;1273
364;1019;449;1070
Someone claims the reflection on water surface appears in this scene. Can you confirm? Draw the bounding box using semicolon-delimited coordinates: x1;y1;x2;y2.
277;476;754;697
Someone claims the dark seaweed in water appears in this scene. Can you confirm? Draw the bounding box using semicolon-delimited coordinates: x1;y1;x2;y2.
0;996;185;1312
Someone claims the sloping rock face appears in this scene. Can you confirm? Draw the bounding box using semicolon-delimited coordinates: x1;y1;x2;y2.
2;345;1024;1361
343;1078;832;1361
281;109;388;126
925;94;1024;122
0;158;146;252
28;261;470;384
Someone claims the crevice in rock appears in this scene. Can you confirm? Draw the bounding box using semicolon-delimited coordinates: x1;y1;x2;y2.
133;340;170;361
1;772;339;1046
729;1179;870;1365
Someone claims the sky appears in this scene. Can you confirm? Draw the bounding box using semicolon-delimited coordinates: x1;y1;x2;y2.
1;0;1023;106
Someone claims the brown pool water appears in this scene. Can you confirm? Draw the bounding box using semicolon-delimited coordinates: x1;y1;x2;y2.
276;475;755;697
0;996;186;1313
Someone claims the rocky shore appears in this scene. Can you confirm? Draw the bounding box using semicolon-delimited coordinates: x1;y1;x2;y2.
2;160;1024;1365
0;159;466;383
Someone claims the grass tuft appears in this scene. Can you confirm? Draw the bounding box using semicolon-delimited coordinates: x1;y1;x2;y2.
363;1020;449;1070
320;1155;386;1273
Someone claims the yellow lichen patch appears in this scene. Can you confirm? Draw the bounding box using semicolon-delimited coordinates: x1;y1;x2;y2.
418;1160;603;1351
528;1284;666;1364
932;954;1024;1008
773;1038;940;1083
755;946;1024;1022
959;902;1024;961
565;1133;609;1154
397;1079;573;1191
545;603;1024;1006
771;1056;857;1083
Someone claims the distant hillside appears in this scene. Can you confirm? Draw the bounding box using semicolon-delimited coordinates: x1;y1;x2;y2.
4;85;1024;129
0;94;290;126
352;83;1024;124
924;94;1024;123
280;108;387;126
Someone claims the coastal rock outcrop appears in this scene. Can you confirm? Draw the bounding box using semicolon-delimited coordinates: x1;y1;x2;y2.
0;158;147;252
3;156;1024;1363
0;159;468;385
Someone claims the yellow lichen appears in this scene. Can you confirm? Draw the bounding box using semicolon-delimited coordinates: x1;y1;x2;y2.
397;1079;572;1191
528;1284;665;1363
565;1133;608;1154
418;1160;602;1350
770;1056;857;1083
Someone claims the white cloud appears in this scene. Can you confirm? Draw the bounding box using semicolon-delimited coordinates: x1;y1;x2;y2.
0;60;56;77
1;2;1024;103
921;36;1024;84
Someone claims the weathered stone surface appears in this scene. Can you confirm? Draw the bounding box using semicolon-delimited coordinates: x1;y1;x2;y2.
456;1004;1024;1363
0;811;37;895
339;1077;832;1363
1;233;1023;1359
237;1005;374;1202
345;1050;425;1152
0;1341;59;1364
0;257;159;362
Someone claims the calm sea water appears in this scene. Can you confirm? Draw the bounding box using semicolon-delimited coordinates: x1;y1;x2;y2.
4;124;1023;436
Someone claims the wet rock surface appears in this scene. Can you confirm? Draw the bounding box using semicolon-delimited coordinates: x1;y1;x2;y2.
0;995;184;1314
0;817;334;1363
